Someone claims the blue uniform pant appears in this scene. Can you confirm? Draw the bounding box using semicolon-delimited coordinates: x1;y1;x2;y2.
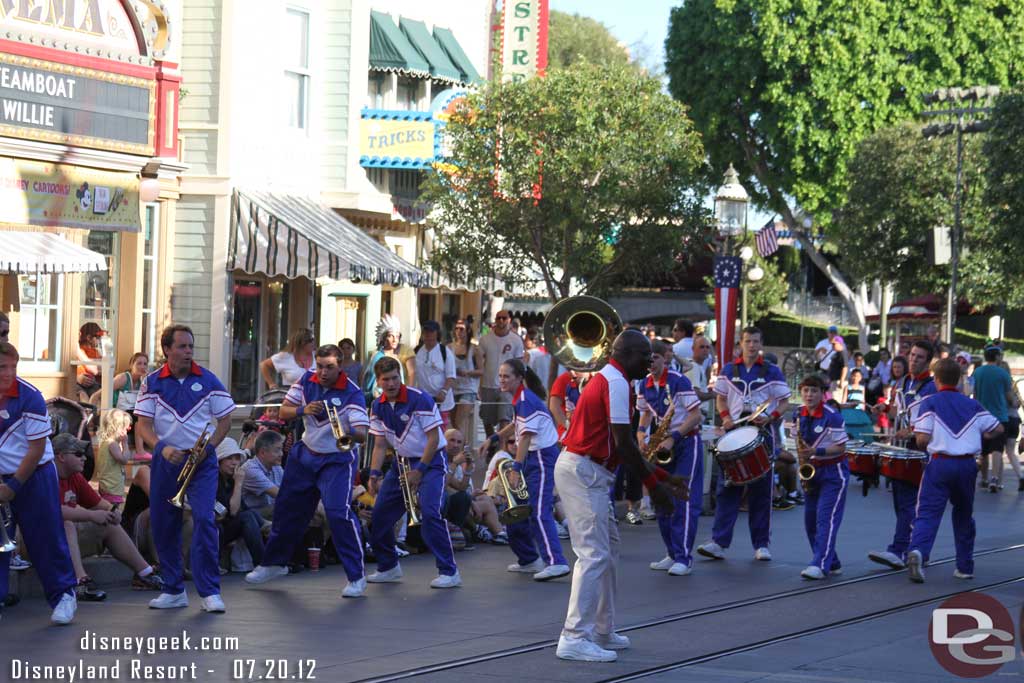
658;436;703;567
151;441;219;597
711;425;774;550
804;461;848;572
371;453;456;576
0;463;76;607
509;445;567;566
910;457;977;574
262;442;365;582
887;478;920;560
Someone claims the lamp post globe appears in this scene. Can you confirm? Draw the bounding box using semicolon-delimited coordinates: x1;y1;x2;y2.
714;163;749;237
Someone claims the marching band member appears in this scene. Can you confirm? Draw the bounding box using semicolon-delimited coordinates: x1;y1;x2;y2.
698;326;791;562
499;359;570;581
906;358;1002;582
549;369;586;439
555;330;687;662
246;344;369;598
0;342;78;624
365;356;460;589
794;375;848;580
637;341;703;576
136;325;235;612
868;340;935;570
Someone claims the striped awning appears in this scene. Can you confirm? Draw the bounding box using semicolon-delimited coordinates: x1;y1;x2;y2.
0;231;107;274
228;190;429;287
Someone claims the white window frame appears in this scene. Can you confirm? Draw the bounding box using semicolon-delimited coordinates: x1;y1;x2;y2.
285;7;311;130
141;203;160;364
80;230;120;335
18;272;64;371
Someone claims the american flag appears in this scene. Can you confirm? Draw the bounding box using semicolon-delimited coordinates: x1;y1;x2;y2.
713;256;742;372
755;218;779;257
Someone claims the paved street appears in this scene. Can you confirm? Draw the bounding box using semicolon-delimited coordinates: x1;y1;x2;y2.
2;473;1022;683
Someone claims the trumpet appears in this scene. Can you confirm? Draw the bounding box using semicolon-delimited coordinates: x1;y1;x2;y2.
795;431;816;492
0;502;15;553
325;402;354;452
395;456;421;527
496;459;531;525
644;403;676;466
169;424;214;509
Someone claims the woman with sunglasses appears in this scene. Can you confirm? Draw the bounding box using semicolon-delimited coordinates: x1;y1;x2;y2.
490;359;570;581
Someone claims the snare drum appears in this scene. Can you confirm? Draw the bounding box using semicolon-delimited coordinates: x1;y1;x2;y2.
879;447;926;486
714;425;773;485
846;442;881;477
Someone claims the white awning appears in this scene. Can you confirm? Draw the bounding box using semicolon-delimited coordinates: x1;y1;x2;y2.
0;231;107;274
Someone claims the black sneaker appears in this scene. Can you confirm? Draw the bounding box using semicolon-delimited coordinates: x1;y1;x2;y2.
132;572;165;591
772;497;795;511
75;577;107;602
625;510;643;525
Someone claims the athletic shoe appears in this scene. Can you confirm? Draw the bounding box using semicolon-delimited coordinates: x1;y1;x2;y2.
868;550;905;569
953;569;974;579
649;556;674;571
556;635;617;662
772;497;795;511
596;632;631;650
754;547;772;561
668;562;693;576
342;578;367;598
508;558;546;573
149;592;188;609
640;508;657;521
697;542;725;560
395;544;411;558
625;510;643;525
475;526;494;543
801;566;825;580
557;523;570;539
430;572;462;589
200;594;226;612
10;554;31;571
989;477;999;493
3;593;20;607
245;565;288;585
492;532;510;545
533;564;571;581
75;577;106;602
829;567;843;576
366;565;403;583
50;591;77;625
132;572;165;591
907;550;925;583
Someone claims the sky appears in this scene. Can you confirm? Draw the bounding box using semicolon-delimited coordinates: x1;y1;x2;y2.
548;0;678;71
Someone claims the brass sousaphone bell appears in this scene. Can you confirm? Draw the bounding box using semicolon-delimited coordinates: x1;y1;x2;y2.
543;295;623;373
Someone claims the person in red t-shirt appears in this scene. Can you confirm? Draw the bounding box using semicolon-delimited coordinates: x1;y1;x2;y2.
548;370;589;439
553;330;688;663
53;434;163;602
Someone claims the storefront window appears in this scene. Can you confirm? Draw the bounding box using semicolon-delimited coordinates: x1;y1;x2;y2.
141;204;159;363
81;230;120;334
265;280;290;359
231;279;262;404
18;273;62;366
419;293;436;327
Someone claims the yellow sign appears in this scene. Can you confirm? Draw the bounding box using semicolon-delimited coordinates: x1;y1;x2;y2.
0;158;140;232
359;116;435;166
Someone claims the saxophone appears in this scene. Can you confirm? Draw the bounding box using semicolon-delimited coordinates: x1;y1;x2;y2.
644;403;677;466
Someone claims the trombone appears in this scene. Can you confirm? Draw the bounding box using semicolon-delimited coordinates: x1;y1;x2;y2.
496;459;531;525
325;402;354;452
395;456;421;527
0;502;15;553
169;424;214;509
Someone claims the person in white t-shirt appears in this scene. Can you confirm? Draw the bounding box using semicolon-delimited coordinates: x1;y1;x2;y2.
260;328;316;390
671;319;695;371
524;327;552;393
478;310;525;437
410;321;457;426
814;326;840;365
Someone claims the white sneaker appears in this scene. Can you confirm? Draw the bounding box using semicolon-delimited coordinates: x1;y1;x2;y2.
668;562;692;576
556;635;617;662
342;578;367;598
596;632;631;650
508;558;546;573
149;591;188;609
868;550;905;569
697;541;725;560
366;565;403;583
430;572;462;589
801;566;825;580
557;523;570;539
200;594;226;613
640;508;657;521
829;567;843;576
649;556;674;571
953;569;974;579
50;591;77;625
245;565;288;585
533;564;571;581
907;550;925;583
754;547;772;561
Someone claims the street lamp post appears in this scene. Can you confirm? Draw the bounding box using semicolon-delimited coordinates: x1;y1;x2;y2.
714;164;749;366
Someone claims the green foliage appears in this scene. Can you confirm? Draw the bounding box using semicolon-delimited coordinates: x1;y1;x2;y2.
665;0;1024;228
422;63;707;300
756;311;856;350
981;89;1024;308
547;11;632;71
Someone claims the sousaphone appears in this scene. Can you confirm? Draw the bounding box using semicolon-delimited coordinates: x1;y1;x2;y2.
543;295;623;372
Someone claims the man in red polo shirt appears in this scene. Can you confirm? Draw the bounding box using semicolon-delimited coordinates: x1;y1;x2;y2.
554;330;687;662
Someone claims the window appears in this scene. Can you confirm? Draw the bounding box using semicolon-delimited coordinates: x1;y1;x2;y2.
418;293;435;326
81;230;120;333
141;204;160;363
396;78;418;111
284;8;310;129
18;273;62;366
366;74;385;109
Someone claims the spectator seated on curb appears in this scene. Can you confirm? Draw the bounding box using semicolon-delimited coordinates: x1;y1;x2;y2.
215;438;267;571
241;431;284;521
52;433;163;601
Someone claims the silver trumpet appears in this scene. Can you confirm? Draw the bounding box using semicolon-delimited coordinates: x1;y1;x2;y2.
0;502;15;553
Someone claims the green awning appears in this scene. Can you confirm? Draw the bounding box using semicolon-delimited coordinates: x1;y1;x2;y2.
369;10;429;75
399;17;462;82
433;26;482;84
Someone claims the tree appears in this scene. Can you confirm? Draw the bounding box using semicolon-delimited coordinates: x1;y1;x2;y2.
421;63;707;301
981;89;1024;309
547;11;632;71
665;0;1024;347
